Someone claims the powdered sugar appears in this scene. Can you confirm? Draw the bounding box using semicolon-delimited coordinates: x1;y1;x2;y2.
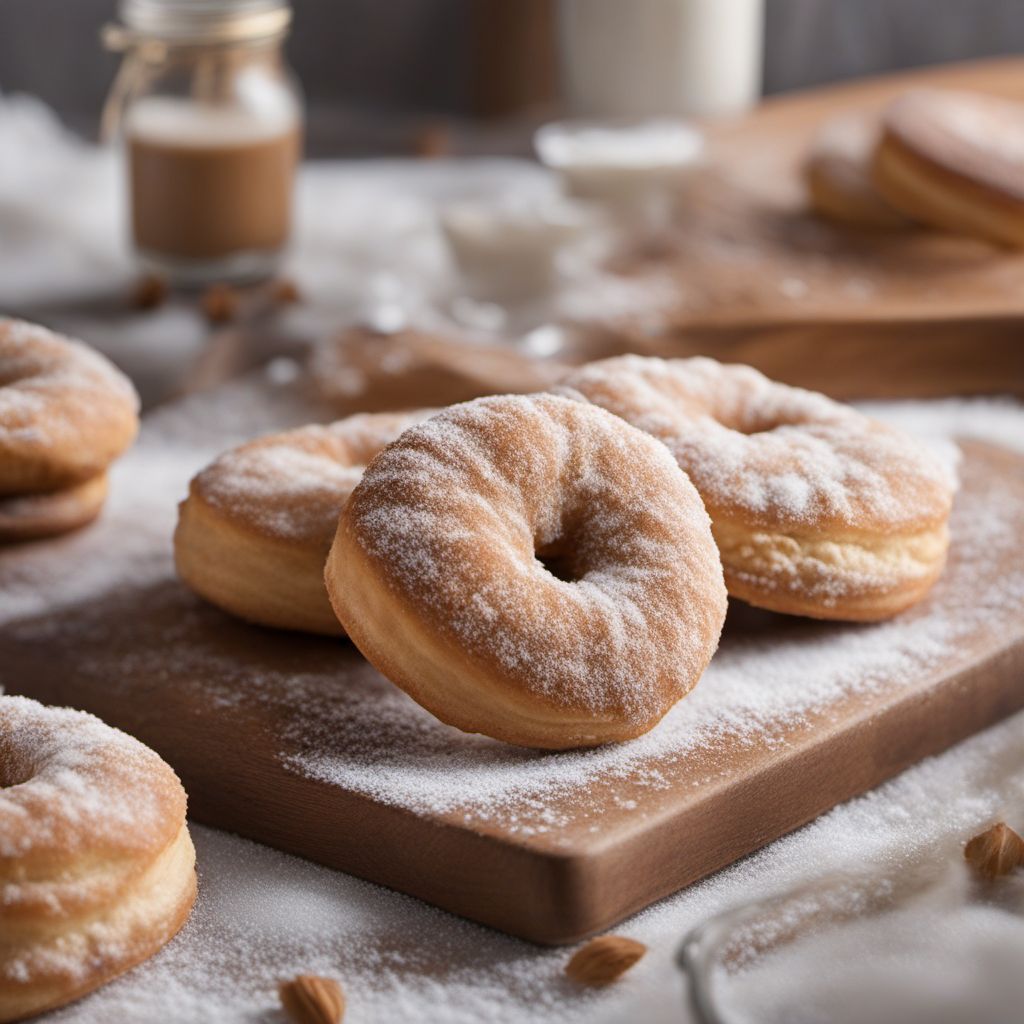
0;318;139;446
559;356;957;533
0;695;181;865
191;411;432;543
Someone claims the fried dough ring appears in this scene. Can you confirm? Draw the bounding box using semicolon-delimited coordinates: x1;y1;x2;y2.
0;319;138;495
0;696;196;1022
560;356;955;621
175;410;434;635
326;394;727;749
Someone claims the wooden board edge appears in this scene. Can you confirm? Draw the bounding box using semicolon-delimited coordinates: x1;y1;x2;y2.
558;633;1024;943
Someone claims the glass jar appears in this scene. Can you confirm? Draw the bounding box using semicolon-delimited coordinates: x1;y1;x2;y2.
102;0;303;285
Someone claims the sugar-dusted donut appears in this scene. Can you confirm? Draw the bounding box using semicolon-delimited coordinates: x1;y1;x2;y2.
0;319;139;495
872;88;1024;246
175;410;434;635
325;393;727;749
804;110;908;228
559;356;955;622
0;695;196;1022
0;473;109;543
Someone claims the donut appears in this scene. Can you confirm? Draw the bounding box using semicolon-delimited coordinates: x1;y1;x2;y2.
872;88;1024;246
0;473;109;543
325;393;727;749
0;695;196;1022
0;318;139;495
558;356;955;622
175;410;434;635
804;110;908;228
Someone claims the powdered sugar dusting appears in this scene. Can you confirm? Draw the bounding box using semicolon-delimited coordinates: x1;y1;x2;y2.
191;411;433;543
0;696;181;861
0;317;138;449
559;356;956;534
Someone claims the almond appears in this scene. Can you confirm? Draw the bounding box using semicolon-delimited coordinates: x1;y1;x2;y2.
201;283;240;324
279;974;345;1024
131;273;168;311
964;821;1024;879
270;276;302;305
565;934;647;986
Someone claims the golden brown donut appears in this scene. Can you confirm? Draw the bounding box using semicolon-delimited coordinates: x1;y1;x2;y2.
175;410;434;635
0;695;196;1022
0;319;139;495
804;110;909;228
559;356;955;622
0;473;109;543
325;394;727;750
872;88;1024;246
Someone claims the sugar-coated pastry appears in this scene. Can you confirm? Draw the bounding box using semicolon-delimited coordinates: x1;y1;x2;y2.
872;88;1024;246
325;394;727;750
559;356;955;622
0;318;139;496
0;473;109;543
804;110;908;228
0;696;196;1022
175;410;434;635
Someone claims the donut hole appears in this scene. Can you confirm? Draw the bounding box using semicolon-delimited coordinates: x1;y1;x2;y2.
535;540;584;584
725;410;802;436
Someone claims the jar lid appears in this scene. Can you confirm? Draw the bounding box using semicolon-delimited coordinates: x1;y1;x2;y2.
115;0;291;44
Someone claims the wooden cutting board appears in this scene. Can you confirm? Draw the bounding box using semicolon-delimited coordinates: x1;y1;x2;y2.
2;377;1023;945
571;58;1024;398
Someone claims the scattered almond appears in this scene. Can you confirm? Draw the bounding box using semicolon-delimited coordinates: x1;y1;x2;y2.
279;974;345;1024
132;273;168;311
965;821;1024;879
201;282;240;324
565;934;646;986
271;276;302;305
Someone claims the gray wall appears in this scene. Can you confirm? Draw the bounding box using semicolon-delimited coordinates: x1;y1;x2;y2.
2;0;1023;151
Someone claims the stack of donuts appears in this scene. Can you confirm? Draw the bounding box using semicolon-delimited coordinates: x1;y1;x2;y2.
804;87;1024;246
0;318;139;542
175;354;955;751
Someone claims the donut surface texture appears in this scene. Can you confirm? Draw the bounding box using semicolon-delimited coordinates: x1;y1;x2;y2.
0;696;196;1022
804;110;908;228
0;473;109;543
559;356;955;622
325;394;727;749
872;88;1024;246
0;319;139;495
175;410;434;635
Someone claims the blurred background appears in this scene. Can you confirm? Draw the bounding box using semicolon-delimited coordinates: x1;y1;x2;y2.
4;0;1024;153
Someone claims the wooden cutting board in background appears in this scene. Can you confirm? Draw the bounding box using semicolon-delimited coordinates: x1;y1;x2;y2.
569;58;1024;398
2;375;1023;944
